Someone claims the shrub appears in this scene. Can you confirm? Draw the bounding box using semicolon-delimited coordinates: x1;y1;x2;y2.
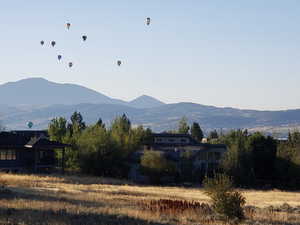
141;151;176;184
203;173;246;221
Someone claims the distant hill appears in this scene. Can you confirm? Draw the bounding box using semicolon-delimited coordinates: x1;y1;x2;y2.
1;101;300;134
129;95;165;108
0;78;165;109
0;77;127;106
1;78;299;133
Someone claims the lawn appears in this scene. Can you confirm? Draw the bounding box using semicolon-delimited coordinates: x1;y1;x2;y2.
0;173;299;225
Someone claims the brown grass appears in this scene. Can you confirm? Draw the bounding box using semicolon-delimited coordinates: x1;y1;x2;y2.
0;173;300;225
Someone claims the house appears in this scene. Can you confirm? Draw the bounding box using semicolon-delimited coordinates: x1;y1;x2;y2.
144;133;227;172
0;130;68;173
129;133;227;183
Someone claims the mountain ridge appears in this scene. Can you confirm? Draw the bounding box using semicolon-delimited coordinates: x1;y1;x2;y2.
0;77;164;109
1;77;300;134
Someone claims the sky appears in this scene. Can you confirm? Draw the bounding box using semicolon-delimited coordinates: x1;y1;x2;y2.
0;0;300;110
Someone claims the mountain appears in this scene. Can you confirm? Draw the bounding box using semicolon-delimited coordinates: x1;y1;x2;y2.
1;78;299;134
0;78;166;109
1;102;300;134
0;77;127;106
129;95;165;108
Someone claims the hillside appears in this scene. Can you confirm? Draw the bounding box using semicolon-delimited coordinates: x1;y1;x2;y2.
129;95;165;108
0;78;165;109
1;101;300;133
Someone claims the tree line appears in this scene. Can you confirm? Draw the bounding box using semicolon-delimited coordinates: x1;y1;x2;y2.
214;129;300;189
48;111;152;177
48;112;300;189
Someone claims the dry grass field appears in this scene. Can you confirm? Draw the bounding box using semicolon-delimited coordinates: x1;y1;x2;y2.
0;173;300;225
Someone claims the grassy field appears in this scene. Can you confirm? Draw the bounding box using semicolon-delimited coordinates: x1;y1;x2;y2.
0;173;300;225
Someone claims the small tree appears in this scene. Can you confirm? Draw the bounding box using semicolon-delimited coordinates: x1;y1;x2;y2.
48;117;67;142
141;151;176;184
178;117;189;134
208;129;219;140
203;173;246;221
190;122;204;142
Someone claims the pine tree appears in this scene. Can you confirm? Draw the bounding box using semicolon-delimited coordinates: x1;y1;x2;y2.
178;117;190;134
190;122;204;142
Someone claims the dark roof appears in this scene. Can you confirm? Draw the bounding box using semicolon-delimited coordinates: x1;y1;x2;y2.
25;137;69;149
152;133;199;144
153;133;192;138
150;143;226;149
11;130;48;138
149;133;226;149
0;131;66;149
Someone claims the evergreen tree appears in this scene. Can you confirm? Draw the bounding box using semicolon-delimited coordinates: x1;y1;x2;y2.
111;114;131;134
178;117;190;134
96;118;105;129
48;117;67;142
70;111;86;132
190;122;204;142
208;129;219;140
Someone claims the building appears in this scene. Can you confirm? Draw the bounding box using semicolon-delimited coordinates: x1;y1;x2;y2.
129;133;227;183
145;133;227;172
0;130;68;173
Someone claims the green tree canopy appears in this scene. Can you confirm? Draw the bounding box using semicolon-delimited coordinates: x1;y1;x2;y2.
48;117;67;142
190;122;204;142
208;129;219;140
70;111;86;132
178;117;190;134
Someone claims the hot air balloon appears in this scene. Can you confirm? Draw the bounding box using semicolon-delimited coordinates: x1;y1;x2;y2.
27;121;33;129
117;60;122;66
82;35;87;41
51;41;56;47
68;62;73;68
40;40;44;46
146;17;151;26
58;55;62;61
66;23;71;29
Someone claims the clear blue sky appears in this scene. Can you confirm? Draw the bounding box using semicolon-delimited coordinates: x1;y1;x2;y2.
1;0;300;110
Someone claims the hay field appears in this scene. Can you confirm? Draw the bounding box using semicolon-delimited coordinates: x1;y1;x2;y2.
0;173;299;225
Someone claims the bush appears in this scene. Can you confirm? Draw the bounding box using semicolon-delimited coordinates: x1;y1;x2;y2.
203;173;246;221
141;151;176;184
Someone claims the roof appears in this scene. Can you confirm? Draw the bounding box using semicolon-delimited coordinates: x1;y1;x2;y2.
149;143;227;149
11;130;48;138
150;133;226;149
153;133;193;138
25;137;69;149
0;131;67;149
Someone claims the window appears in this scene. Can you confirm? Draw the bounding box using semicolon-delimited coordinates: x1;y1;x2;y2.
181;139;187;143
168;139;175;142
0;150;16;160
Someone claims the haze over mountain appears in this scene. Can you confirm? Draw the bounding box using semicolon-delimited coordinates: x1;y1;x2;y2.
0;78;165;108
0;78;299;135
129;95;165;109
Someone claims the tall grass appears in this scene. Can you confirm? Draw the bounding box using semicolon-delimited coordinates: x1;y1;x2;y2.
0;173;299;225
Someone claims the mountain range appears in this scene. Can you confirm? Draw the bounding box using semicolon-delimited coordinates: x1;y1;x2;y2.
0;77;299;135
